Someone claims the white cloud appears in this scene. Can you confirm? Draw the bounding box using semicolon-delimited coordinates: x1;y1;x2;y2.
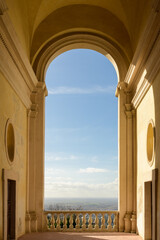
79;168;108;173
48;85;115;95
45;153;79;162
45;177;118;198
45;168;65;176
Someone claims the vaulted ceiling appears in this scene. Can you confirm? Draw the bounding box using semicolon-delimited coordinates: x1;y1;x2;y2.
6;0;152;66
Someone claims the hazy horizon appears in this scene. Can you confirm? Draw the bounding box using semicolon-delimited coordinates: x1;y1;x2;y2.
44;197;118;211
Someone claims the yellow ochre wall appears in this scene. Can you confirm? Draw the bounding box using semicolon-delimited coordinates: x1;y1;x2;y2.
136;70;160;239
0;72;27;238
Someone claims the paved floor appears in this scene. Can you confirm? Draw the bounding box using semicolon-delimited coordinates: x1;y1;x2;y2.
18;232;142;240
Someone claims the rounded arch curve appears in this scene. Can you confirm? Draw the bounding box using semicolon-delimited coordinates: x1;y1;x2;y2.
33;32;128;83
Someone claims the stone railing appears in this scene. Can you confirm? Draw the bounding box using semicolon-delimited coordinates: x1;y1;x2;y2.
43;211;119;232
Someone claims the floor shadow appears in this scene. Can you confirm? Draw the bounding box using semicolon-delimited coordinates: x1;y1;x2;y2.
18;232;142;240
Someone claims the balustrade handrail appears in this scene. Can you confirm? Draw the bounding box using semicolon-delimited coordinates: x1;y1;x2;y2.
44;210;118;214
43;210;119;232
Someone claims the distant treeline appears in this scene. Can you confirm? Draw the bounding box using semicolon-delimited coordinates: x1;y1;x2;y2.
44;198;118;211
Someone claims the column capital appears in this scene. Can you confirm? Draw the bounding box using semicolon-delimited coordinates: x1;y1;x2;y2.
115;82;129;97
37;82;48;96
33;82;48;97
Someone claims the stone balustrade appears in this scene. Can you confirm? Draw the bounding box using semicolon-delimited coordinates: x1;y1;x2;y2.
43;211;119;232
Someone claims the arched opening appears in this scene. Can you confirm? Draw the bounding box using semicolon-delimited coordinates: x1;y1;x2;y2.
30;34;129;232
44;49;118;211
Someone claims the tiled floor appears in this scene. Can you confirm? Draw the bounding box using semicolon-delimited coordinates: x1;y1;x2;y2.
18;232;142;240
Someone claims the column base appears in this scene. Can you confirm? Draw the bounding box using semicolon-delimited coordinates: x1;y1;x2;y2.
124;212;132;233
30;212;38;232
25;212;31;233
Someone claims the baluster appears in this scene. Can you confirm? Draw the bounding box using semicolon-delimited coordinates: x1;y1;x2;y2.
88;214;92;230
46;213;53;230
76;214;80;229
82;213;86;230
53;214;56;230
63;214;67;230
107;214;112;231
46;214;49;230
56;214;60;230
101;213;105;230
112;214;115;230
69;214;73;229
99;214;102;229
95;213;99;230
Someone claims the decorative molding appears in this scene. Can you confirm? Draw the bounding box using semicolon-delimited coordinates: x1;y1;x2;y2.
30;212;38;232
28;107;38;119
28;82;48;118
0;0;8;15
4;119;15;165
115;82;128;96
33;33;128;84
125;104;133;119
146;119;155;167
36;81;48;96
124;212;132;233
130;213;136;233
124;64;135;85
25;212;31;233
125;12;160;108
124;1;160;94
132;78;150;109
0;13;38;108
131;32;160;109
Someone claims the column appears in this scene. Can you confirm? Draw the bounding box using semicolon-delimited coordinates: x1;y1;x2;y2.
124;102;133;233
131;109;136;233
116;82;127;232
26;102;38;232
34;82;48;231
27;82;47;232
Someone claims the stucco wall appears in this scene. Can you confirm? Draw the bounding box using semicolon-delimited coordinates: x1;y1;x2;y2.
137;70;160;238
0;72;27;238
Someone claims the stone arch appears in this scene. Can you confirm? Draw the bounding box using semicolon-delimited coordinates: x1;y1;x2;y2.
32;32;128;84
28;30;132;233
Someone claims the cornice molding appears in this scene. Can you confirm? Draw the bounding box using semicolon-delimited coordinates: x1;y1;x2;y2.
124;1;160;88
0;13;38;108
123;0;160;108
0;0;8;15
131;33;160;108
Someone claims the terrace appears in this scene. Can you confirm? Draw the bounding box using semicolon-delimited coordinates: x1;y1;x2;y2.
18;232;142;240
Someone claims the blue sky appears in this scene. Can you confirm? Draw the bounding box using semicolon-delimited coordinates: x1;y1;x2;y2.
45;49;118;198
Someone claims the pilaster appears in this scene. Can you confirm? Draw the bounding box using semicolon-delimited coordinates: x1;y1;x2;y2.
27;82;47;232
116;82;127;232
125;102;133;216
116;82;136;233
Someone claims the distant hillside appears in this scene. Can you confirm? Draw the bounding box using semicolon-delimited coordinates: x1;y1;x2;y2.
44;198;118;211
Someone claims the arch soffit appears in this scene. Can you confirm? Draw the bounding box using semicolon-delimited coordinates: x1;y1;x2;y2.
30;4;133;64
33;32;128;84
